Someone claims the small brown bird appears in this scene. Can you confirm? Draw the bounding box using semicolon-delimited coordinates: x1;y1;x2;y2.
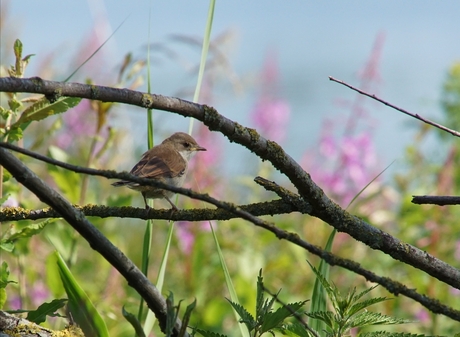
112;132;206;210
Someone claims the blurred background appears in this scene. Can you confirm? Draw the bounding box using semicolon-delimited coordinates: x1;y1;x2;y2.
4;1;460;175
2;1;460;335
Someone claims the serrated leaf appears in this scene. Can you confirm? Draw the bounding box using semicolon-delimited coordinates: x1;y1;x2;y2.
260;301;307;334
54;251;109;337
122;306;146;337
165;292;179;337
358;332;426;337
10;96;81;131
194;328;228;337
280;322;318;337
26;298;67;324
179;299;196;337
226;299;255;332
345;311;410;330
306;311;335;329
5;220;51;243
347;296;390;317
256;269;264;318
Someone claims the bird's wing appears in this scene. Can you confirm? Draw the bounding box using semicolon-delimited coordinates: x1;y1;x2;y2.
131;144;186;179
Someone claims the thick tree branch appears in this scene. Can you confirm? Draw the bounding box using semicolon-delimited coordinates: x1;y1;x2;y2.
0;147;188;337
1;77;460;306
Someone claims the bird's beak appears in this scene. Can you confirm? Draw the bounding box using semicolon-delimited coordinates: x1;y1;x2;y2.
193;145;207;152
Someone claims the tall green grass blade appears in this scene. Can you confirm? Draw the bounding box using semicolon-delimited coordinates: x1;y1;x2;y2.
188;0;215;134
54;251;109;337
210;223;250;337
143;222;175;336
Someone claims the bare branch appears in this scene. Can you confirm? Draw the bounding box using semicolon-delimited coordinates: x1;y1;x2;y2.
329;76;460;138
412;195;460;206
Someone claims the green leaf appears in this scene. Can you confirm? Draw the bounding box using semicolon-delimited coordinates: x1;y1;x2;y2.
305;311;335;329
10;96;81;132
345;311;410;330
0;262;13;309
226;299;255;333
26;298;67;324
260;301;307;334
54;251;109;337
8;98;22;111
4;220;51;243
280;322;318;337
122;306;146;337
0;242;14;253
165;292;181;337
179;299;196;337
47;146;81;203
6;126;23;142
308;231;335;334
358;332;426;337
194;328;228;337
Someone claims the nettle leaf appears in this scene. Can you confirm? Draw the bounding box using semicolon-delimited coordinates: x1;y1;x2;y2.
10;96;81;132
358;332;426;337
26;298;67;324
226;299;255;332
345;311;410;330
260;301;308;334
306;311;335;329
194;328;228;337
280;322;318;337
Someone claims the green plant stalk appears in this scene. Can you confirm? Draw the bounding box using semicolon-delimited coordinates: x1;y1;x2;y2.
188;0;215;134
210;222;250;337
143;221;175;336
138;5;155;331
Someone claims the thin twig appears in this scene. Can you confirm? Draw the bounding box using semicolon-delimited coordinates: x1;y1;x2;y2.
412;195;460;206
329;76;460;138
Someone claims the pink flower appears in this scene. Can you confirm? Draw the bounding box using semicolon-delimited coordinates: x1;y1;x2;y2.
250;51;290;143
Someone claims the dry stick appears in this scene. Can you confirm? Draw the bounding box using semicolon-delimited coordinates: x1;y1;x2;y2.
329;76;460;137
0;147;187;337
1;78;460;306
329;78;460;204
412;195;460;206
2;147;458;320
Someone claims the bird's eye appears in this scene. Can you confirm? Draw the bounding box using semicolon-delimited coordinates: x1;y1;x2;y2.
183;142;190;148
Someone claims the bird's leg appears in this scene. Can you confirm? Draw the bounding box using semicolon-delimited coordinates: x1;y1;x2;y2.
165;196;179;211
142;192;150;209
